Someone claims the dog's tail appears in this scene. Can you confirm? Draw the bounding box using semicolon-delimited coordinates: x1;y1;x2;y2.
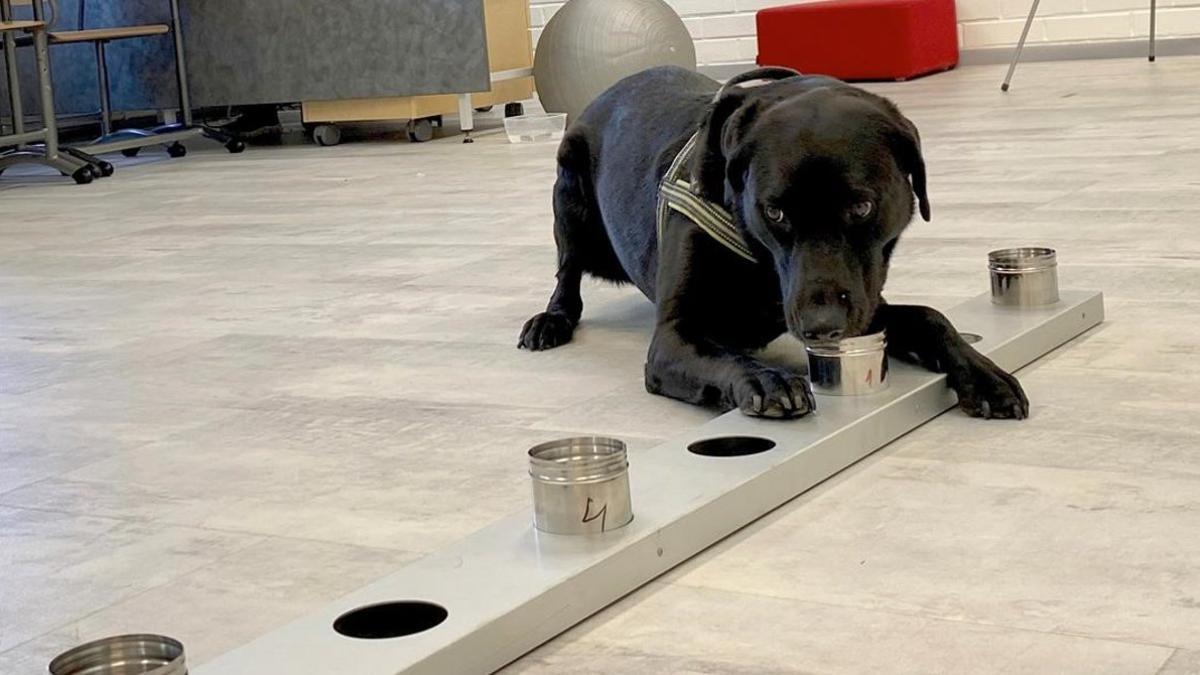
554;124;600;233
556;127;593;197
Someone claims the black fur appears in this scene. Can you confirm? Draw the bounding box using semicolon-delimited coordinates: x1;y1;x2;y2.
519;66;1028;420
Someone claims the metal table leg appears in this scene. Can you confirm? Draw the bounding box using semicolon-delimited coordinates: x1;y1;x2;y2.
1001;0;1042;92
1;0;25;138
0;6;92;184
1149;0;1157;62
31;22;88;178
457;93;475;144
167;0;243;153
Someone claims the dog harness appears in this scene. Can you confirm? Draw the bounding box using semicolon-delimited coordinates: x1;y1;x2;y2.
657;132;756;262
655;66;805;265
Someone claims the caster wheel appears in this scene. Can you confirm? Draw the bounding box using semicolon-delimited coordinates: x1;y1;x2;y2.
313;124;342;147
474;105;494;113
504;102;525;118
407;118;434;143
94;160;115;177
167;142;187;158
121;147;140;158
226;139;246;154
71;166;95;185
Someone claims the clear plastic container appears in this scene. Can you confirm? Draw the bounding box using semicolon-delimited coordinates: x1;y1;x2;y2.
504;113;568;144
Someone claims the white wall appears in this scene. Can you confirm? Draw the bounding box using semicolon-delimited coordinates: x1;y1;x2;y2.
528;0;1200;67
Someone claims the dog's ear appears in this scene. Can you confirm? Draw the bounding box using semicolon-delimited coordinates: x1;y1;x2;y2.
888;115;931;222
692;68;802;203
691;91;761;203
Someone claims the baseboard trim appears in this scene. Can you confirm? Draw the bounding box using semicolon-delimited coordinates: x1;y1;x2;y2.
699;36;1200;80
960;36;1200;65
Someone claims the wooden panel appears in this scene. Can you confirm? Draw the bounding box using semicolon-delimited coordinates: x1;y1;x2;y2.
48;24;169;43
302;97;422;123
0;20;45;32
484;0;532;72
472;77;533;108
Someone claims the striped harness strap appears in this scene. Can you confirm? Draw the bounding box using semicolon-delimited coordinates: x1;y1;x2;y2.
656;132;756;262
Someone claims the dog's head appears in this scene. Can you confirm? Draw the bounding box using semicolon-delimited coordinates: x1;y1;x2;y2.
691;74;930;342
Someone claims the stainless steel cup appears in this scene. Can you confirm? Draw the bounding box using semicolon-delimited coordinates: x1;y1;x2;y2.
805;332;889;396
49;634;187;675
989;247;1059;306
529;436;633;535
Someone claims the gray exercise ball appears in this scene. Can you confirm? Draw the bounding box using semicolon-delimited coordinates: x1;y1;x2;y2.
534;0;698;123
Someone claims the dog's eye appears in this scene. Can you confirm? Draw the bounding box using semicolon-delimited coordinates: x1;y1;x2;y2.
849;200;874;220
764;206;785;223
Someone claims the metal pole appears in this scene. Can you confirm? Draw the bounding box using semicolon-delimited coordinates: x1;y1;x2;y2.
33;24;58;159
95;42;112;136
457;93;474;144
2;0;26;136
168;0;193;126
1001;0;1042;92
1148;0;1157;62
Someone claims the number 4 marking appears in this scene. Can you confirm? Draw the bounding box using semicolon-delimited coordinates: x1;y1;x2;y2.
582;498;608;532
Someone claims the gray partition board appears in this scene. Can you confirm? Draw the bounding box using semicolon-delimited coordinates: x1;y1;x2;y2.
179;0;490;108
2;0;490;114
198;290;1105;675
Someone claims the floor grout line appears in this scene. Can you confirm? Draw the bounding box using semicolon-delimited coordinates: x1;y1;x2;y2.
1155;648;1184;675
0;502;432;555
663;579;1187;654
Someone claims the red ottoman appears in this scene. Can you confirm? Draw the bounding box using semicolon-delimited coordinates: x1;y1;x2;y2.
756;0;959;81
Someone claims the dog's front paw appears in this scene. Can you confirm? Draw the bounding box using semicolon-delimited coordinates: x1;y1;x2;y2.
952;357;1030;420
519;311;576;351
733;367;816;419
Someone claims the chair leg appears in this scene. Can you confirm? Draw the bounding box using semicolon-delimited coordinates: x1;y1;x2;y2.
31;28;91;182
95;41;114;137
3;20;26;137
1001;0;1042;92
61;145;114;177
35;29;61;161
167;0;194;126
1149;0;1157;62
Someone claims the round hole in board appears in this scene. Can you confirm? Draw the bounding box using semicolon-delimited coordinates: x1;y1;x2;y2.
687;436;777;457
960;332;984;345
333;601;448;640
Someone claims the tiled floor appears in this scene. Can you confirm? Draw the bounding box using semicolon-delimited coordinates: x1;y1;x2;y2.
3;55;1199;673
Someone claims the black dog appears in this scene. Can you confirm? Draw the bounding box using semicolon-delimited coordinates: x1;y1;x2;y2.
519;66;1028;420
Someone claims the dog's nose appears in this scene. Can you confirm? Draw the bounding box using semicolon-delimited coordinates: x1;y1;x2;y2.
803;327;845;342
799;305;849;343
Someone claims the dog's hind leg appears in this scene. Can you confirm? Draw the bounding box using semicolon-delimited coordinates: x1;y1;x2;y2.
519;132;600;351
